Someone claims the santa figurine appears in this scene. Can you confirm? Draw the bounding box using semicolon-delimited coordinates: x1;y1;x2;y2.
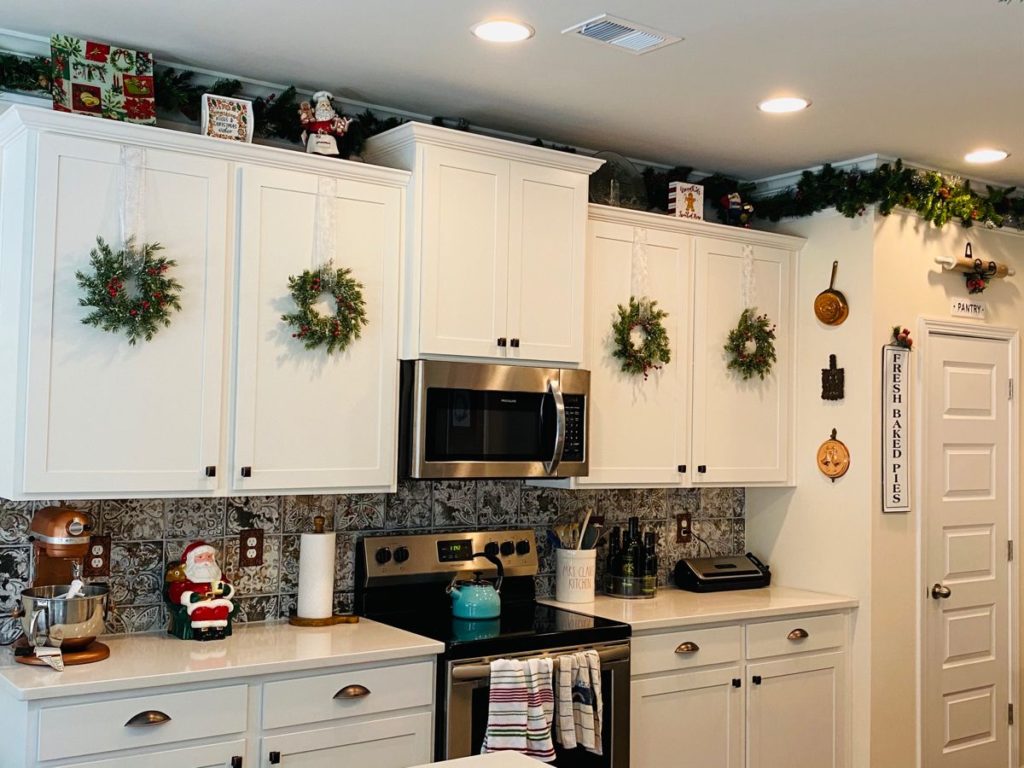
165;541;237;641
298;90;352;156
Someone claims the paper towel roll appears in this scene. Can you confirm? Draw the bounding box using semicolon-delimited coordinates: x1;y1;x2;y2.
297;529;336;619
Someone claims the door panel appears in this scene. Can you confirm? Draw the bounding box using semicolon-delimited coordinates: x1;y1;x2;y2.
691;239;792;485
65;740;246;767
923;331;1012;768
506;162;587;363
234;166;400;491
24;133;227;494
580;221;691;486
419;146;509;358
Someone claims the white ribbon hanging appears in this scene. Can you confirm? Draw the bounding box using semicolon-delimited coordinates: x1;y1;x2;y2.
313;176;338;283
740;244;756;310
631;227;651;317
119;145;146;261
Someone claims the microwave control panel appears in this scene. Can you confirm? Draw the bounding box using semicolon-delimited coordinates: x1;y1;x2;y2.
563;395;585;462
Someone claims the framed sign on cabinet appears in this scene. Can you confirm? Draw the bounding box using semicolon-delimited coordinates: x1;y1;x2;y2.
882;345;911;512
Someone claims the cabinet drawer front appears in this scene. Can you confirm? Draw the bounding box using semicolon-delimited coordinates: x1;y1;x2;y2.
38;685;247;761
746;613;846;659
64;739;246;768
262;712;432;767
632;625;742;675
262;660;433;729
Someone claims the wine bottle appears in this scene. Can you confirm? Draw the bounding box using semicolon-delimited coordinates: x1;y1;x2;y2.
607;526;621;575
621;517;641;577
642;531;658;597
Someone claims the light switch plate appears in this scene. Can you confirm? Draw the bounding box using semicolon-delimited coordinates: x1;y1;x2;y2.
675;513;692;544
239;528;264;567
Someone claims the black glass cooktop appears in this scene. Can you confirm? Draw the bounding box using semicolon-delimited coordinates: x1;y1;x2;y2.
364;601;630;660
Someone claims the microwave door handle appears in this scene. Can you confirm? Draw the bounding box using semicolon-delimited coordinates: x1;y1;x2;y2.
544;377;566;476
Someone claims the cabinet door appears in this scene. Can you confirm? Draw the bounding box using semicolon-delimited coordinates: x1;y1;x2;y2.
747;652;847;768
691;239;793;485
23;133;228;495
506;162;587;363
260;712;431;767
632;665;744;768
234;166;401;492
580;221;691;486
65;739;246;767
418;146;509;359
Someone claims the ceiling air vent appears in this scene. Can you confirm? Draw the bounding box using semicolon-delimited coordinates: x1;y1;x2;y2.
562;14;682;55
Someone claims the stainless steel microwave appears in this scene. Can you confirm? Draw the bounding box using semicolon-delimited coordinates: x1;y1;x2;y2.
398;360;589;479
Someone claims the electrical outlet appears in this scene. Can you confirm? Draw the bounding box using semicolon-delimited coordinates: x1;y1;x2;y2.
675;513;692;544
238;528;264;567
83;535;111;578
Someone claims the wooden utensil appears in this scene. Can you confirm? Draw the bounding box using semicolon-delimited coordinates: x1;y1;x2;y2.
814;261;849;326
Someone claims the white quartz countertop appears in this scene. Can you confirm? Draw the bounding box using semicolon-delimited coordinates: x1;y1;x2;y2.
411;754;538;768
0;618;443;701
540;586;857;632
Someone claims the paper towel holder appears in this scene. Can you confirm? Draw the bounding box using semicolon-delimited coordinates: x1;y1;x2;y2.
288;515;360;628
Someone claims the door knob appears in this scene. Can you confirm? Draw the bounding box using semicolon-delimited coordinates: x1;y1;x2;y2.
931;583;952;600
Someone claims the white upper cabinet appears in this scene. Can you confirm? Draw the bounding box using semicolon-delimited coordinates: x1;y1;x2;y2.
0;106;408;498
691;238;795;485
365;123;602;364
580;217;692;486
4;131;229;497
233;166;402;493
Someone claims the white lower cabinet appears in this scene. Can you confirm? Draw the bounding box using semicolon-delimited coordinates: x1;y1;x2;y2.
2;658;434;768
631;613;849;768
261;713;432;767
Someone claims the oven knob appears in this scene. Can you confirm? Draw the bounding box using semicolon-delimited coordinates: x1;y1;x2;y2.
484;542;500;558
516;540;531;556
375;547;392;565
393;546;410;564
500;541;515;557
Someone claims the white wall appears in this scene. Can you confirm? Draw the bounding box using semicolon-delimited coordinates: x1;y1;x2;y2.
747;209;876;768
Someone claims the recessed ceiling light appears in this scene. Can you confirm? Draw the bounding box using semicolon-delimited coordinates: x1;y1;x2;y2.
758;96;811;114
964;148;1009;164
472;19;535;43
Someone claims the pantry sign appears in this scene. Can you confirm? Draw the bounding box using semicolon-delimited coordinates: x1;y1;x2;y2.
882;345;911;513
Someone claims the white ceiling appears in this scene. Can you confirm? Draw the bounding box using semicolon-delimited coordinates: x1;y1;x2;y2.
3;0;1023;184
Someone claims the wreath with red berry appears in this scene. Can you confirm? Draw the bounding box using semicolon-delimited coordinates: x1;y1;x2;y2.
724;308;777;380
75;237;183;345
611;296;672;379
282;264;367;354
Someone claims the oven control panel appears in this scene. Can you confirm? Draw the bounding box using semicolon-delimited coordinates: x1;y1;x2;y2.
361;529;539;584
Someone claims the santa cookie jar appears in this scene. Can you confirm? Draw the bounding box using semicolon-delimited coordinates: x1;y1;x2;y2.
165;541;238;641
298;90;352;156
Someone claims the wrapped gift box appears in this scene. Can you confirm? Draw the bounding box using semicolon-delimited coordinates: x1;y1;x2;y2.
50;34;156;124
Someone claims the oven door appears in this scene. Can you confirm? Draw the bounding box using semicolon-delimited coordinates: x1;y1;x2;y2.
402;360;589;479
445;642;629;768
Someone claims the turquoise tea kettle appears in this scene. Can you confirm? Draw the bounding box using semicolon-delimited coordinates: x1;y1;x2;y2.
447;551;504;619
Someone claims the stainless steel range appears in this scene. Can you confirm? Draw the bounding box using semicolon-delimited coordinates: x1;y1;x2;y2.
356;529;630;768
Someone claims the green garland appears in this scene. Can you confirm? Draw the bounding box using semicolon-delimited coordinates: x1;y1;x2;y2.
611;297;671;379
282;265;367;354
75;238;183;345
725;309;777;380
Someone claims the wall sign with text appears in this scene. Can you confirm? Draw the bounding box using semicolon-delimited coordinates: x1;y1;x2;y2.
882;345;911;513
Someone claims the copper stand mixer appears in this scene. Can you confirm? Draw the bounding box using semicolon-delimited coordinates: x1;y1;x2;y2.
14;506;111;666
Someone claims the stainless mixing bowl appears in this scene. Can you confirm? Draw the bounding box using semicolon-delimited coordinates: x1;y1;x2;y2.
19;584;109;650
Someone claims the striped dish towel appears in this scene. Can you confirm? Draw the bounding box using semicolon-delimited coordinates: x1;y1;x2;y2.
555;649;603;755
481;657;556;761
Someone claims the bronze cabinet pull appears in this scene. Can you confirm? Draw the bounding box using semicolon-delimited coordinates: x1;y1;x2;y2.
124;710;172;727
787;628;810;641
675;641;700;654
334;684;371;699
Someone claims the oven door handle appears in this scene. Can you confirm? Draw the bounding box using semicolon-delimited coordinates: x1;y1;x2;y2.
451;644;629;682
543;377;566;477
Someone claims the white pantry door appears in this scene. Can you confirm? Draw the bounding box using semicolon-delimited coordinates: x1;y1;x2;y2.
923;328;1015;768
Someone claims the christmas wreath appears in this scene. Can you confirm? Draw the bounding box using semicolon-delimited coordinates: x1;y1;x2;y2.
725;308;777;380
282;264;367;354
75;237;182;344
611;296;671;379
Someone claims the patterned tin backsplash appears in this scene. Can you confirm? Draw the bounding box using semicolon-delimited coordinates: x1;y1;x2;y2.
0;482;744;642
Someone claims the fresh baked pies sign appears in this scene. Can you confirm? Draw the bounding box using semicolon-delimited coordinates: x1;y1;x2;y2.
882;340;912;513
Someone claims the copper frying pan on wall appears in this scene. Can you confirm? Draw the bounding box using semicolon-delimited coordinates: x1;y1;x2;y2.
814;261;849;325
